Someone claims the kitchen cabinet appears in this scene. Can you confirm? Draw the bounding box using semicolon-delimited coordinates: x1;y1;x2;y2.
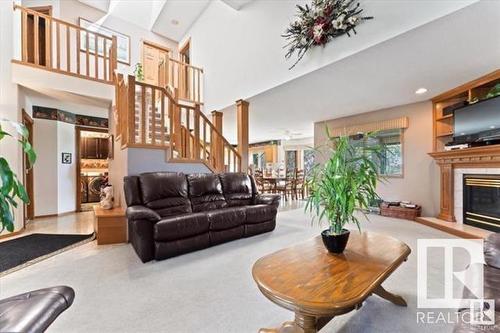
81;137;109;159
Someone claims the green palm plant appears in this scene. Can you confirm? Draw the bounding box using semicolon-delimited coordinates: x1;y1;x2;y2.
305;131;384;235
0;119;36;233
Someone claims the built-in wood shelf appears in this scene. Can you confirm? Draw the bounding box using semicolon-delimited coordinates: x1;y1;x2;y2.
432;69;500;152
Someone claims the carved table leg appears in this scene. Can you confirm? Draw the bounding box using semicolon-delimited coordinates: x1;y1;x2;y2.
373;285;407;306
259;313;322;333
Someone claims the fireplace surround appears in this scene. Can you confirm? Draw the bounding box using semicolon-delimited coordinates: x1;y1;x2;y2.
463;174;500;232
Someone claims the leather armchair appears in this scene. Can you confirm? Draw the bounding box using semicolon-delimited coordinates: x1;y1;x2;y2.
0;286;74;333
453;233;500;333
124;172;280;262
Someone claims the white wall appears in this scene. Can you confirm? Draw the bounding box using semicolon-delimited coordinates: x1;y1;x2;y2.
33;119;58;216
57;121;76;214
183;0;477;112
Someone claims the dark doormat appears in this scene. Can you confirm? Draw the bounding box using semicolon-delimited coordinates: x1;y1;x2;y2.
0;233;95;276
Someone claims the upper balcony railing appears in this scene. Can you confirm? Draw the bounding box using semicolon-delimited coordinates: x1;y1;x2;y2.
162;58;204;105
13;5;117;84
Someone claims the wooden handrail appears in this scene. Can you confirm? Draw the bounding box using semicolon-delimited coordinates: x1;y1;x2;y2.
198;111;241;159
168;58;204;73
14;4;117;84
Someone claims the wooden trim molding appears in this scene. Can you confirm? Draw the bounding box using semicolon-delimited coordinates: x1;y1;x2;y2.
327;116;409;137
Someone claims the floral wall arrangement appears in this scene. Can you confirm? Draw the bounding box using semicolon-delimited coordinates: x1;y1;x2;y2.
283;0;373;69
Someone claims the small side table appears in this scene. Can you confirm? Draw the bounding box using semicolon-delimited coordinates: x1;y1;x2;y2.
93;206;127;245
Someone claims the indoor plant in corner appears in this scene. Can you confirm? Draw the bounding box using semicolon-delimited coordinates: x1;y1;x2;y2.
305;132;383;254
0;119;36;233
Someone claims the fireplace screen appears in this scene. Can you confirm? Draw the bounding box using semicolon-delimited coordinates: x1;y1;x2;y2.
463;174;500;232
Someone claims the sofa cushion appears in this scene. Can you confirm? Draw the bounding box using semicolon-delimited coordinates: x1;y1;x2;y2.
207;207;245;231
219;173;254;206
139;172;191;217
154;213;209;241
188;174;227;212
484;233;500;269
245;205;277;224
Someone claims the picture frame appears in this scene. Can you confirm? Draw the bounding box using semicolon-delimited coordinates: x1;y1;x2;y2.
62;152;72;164
78;17;131;65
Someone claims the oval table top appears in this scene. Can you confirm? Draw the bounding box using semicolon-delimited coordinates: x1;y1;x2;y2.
252;231;411;316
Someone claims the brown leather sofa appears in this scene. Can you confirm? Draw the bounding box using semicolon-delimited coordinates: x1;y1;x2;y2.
124;172;280;262
454;233;500;332
0;286;74;332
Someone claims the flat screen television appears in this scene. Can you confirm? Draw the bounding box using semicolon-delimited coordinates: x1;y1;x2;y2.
454;95;500;142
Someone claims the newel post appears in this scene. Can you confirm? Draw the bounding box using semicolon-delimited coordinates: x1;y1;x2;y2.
211;111;224;171
236;99;249;173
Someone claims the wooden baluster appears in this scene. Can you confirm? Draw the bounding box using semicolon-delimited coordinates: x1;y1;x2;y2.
141;86;146;144
169;99;174;159
56;22;60;69
103;39;107;81
22;11;27;62
203;121;207;161
151;88;156;145
110;35;117;82
185;108;191;158
197;69;201;103
67;25;71;72
45;17;51;68
193;106;200;159
76;27;80;74
94;34;99;79
85;31;90;76
161;93;166;146
127;75;136;144
34;15;39;65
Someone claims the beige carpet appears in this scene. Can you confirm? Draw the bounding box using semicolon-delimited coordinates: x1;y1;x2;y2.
0;208;466;332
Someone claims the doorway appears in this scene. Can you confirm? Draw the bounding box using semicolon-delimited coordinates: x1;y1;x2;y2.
75;127;109;212
25;6;52;66
142;40;170;86
22;109;34;225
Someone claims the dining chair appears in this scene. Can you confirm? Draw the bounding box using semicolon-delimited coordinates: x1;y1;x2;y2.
254;169;271;193
276;169;296;201
294;169;306;200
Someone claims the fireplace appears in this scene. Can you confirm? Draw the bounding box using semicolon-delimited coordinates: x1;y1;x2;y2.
463;174;500;232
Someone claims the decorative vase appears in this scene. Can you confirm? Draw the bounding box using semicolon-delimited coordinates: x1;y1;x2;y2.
321;229;350;254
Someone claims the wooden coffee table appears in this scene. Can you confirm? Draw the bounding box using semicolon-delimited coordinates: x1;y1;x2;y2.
252;232;411;333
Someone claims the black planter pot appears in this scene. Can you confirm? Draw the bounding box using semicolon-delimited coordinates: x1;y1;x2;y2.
321;229;350;254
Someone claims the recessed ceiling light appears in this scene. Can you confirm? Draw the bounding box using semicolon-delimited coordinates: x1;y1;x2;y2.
415;88;428;95
171;19;179;26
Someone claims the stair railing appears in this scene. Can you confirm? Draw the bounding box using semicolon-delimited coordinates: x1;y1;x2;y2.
115;74;241;172
13;4;117;84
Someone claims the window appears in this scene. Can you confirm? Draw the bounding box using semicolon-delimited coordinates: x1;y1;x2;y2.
350;129;403;177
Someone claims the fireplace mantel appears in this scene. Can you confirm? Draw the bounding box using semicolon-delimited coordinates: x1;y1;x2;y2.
429;145;500;222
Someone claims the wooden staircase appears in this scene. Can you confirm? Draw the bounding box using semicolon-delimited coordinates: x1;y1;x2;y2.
114;74;247;173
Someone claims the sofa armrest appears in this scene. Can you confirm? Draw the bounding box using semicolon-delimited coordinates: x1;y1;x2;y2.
126;206;161;222
255;194;281;208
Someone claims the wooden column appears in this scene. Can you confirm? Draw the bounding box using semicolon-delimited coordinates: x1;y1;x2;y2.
236;99;249;173
211;111;224;171
437;163;455;222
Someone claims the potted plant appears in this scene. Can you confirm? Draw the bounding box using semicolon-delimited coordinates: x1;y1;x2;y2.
134;63;144;81
305;131;383;253
0;119;36;233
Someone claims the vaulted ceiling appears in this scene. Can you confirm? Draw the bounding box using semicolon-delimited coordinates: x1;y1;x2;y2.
78;0;253;41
